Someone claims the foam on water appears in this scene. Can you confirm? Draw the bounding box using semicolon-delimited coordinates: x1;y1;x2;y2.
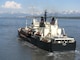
75;50;80;55
47;52;54;56
75;50;80;60
47;51;75;56
46;51;76;60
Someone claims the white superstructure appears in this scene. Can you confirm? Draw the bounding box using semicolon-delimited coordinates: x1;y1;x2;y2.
30;18;75;44
32;18;63;37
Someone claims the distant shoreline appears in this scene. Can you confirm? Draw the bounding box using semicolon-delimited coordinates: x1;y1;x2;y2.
0;16;80;19
0;17;26;19
56;16;80;19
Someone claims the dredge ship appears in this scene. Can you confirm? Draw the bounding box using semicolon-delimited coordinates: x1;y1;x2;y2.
18;11;76;52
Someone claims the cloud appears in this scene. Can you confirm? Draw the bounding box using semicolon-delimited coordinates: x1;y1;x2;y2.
1;1;22;9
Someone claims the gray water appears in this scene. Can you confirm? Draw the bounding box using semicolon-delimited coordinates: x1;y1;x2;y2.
0;18;80;60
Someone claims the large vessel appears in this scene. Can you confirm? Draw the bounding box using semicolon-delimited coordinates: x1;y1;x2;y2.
18;11;76;52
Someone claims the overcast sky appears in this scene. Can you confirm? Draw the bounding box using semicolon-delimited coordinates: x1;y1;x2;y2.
0;0;80;14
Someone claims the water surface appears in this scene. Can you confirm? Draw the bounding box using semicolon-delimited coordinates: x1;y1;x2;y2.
0;18;80;60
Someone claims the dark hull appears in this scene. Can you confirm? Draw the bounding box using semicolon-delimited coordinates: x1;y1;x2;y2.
18;29;76;52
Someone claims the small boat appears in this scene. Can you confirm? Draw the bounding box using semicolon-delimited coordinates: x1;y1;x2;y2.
18;11;76;52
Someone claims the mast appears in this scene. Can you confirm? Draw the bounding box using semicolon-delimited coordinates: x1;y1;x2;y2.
44;10;47;22
25;19;28;30
26;19;28;28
